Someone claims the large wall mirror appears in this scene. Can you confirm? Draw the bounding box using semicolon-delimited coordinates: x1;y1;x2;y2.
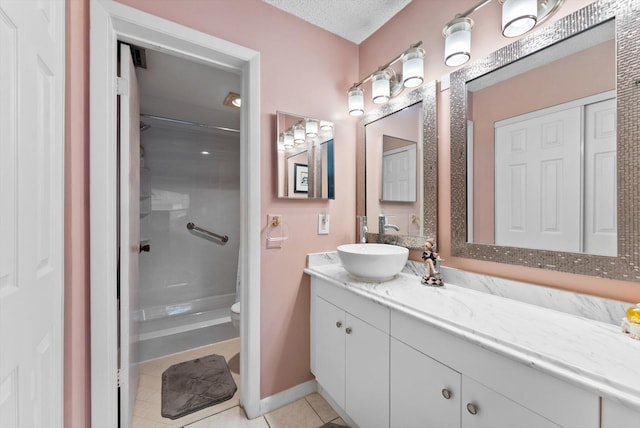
358;81;437;249
276;111;335;199
450;0;640;281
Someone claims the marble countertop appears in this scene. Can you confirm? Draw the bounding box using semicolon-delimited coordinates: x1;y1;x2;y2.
304;259;640;411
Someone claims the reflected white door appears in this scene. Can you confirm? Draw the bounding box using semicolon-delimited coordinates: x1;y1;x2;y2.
495;107;582;252
382;145;416;202
118;43;141;428
0;1;64;426
584;98;616;256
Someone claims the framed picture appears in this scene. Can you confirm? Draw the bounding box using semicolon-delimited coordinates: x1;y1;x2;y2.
294;163;308;193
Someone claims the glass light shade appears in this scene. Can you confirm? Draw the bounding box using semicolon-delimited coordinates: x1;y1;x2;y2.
372;70;390;104
444;17;473;67
348;86;364;116
402;47;424;88
320;120;334;131
277;134;285;152
305;119;318;137
293;123;305;145
502;0;537;37
283;132;294;149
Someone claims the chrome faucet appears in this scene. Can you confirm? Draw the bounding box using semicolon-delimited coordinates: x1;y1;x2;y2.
358;216;368;243
379;214;400;234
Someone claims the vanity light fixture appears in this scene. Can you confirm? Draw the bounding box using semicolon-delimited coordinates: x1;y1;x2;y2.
283;131;294;149
443;0;564;67
320;120;334;131
305;119;319;137
501;0;537;37
347;41;423;116
293;122;305;145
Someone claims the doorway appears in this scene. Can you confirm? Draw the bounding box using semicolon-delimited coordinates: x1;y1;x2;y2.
90;1;261;426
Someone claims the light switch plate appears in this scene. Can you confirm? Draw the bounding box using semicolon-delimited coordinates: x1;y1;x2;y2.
318;214;330;235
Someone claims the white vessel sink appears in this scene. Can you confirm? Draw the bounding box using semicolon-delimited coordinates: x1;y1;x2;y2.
337;243;409;281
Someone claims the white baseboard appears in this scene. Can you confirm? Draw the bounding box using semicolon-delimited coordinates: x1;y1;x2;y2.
259;379;318;415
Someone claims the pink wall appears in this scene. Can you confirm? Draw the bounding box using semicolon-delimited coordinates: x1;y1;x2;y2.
470;40;616;243
112;0;359;399
64;1;640;425
64;0;91;427
359;0;640;303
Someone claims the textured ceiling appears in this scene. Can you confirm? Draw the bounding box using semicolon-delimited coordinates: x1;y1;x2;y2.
263;0;413;44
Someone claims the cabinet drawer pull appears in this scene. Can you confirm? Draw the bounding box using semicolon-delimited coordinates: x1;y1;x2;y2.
466;403;478;415
441;389;452;400
345;327;352;334
336;321;342;328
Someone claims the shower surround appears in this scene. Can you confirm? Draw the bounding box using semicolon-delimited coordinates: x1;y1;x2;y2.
138;121;240;360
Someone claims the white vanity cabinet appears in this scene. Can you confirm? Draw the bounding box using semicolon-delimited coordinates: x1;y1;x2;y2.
601;398;640;427
391;309;599;428
391;338;559;428
310;278;390;428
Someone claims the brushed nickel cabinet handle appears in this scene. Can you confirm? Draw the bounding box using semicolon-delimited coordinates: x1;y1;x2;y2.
441;389;452;400
345;327;352;334
466;403;478;415
336;321;342;328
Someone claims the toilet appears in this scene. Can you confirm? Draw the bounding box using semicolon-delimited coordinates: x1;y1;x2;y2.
230;302;240;328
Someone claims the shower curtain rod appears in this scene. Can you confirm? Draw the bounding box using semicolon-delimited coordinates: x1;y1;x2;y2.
140;113;240;133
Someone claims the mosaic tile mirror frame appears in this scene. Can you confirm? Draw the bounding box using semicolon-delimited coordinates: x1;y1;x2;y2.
450;0;640;282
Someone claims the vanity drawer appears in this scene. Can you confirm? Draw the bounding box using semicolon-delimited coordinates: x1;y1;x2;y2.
311;278;389;333
391;309;598;428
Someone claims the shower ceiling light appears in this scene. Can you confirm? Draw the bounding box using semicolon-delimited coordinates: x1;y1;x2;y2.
443;0;564;67
223;91;241;108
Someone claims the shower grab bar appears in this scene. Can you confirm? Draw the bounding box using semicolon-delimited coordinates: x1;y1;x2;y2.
186;222;229;244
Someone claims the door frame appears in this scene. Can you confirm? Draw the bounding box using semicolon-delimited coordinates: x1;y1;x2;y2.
89;1;262;425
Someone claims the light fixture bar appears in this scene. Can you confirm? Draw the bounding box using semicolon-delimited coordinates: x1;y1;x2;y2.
140;113;240;133
456;0;493;18
349;40;423;91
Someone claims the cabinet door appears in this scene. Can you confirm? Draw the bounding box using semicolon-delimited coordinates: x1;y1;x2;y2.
314;297;346;408
601;398;640;427
390;338;460;428
461;376;560;428
345;314;389;428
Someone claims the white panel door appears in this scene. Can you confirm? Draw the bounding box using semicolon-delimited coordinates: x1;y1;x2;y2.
0;1;64;426
119;43;141;428
584;98;616;256
382;145;416;202
495;107;582;252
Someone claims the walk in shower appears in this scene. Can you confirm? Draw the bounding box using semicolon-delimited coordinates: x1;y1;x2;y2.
137;114;240;361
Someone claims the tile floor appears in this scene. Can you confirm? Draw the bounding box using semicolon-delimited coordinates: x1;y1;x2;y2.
131;337;348;428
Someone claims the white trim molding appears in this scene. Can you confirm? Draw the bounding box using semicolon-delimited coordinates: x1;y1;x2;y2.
89;1;261;425
260;380;318;415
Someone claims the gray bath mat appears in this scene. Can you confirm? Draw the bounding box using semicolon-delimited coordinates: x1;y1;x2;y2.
161;354;237;420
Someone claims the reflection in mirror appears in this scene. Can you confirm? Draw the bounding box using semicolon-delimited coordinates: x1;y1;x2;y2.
466;20;616;256
450;0;640;281
276;112;335;199
358;81;437;249
366;102;422;235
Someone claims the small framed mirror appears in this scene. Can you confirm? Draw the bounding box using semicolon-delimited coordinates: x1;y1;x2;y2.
276;112;335;199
